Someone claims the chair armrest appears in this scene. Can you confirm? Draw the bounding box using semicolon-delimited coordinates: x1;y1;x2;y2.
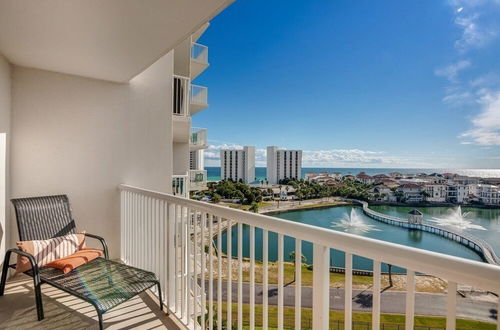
5;248;40;279
84;233;109;259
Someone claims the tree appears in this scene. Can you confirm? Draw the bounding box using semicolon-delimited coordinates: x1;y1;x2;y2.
212;193;221;204
288;251;307;283
420;190;430;202
249;202;259;213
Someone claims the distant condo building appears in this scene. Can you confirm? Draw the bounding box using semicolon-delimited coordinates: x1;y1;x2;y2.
267;146;302;184
220;146;256;183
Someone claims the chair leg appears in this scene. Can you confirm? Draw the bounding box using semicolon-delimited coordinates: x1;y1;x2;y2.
97;311;104;330
33;278;44;321
0;250;11;296
156;282;164;311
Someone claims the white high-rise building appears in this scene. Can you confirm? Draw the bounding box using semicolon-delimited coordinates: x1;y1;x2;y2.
220;146;255;183
266;146;302;184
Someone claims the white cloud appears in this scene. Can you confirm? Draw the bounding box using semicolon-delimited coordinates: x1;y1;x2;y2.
451;2;497;52
460;90;500;145
435;60;471;82
204;143;430;168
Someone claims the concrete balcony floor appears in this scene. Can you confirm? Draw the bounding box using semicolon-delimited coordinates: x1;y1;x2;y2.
0;275;183;330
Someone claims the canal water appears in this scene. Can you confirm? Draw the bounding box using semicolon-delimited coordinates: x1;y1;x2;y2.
217;205;498;272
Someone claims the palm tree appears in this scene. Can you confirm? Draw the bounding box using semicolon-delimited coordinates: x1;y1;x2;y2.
288;251;307;283
249;202;259;213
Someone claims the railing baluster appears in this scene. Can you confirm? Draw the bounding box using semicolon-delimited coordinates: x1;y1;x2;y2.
238;223;243;330
250;225;256;330
182;206;187;321
217;217;222;330
295;238;302;329
312;244;330;329
405;270;415;330
227;219;233;328
263;229;269;329
201;212;206;329
446;281;457;330
208;215;214;330
168;203;176;312
193;209;198;329
162;201;168;310
345;252;353;330
278;233;284;330
372;261;381;330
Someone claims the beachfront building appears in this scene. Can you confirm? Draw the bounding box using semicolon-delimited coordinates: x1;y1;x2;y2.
396;183;424;203
371;185;397;202
447;184;469;203
220;146;256;183
306;172;341;184
470;184;500;205
424;184;447;203
266;146;302;184
356;172;375;184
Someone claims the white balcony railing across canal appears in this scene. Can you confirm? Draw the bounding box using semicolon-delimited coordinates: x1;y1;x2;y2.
189;169;207;191
119;184;500;330
190;127;207;149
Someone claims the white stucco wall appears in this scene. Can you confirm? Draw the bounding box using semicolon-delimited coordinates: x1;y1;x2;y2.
0;53;11;269
10;52;174;257
127;51;174;193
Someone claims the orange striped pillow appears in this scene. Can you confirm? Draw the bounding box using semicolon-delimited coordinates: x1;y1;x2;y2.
15;232;86;274
45;248;103;274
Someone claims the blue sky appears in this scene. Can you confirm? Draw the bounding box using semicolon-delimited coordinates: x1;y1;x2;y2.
192;0;500;168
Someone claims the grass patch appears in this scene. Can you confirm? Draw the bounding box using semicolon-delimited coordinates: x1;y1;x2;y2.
208;303;494;329
223;202;273;211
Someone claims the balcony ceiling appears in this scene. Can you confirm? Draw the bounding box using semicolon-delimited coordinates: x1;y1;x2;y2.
0;0;233;82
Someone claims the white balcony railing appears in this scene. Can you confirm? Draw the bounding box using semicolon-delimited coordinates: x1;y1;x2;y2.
189;169;207;191
190;127;207;149
171;174;188;198
119;184;500;330
191;42;208;64
173;75;190;117
190;85;208;106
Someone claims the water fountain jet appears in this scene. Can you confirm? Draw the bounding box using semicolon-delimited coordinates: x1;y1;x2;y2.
430;206;486;230
332;208;380;233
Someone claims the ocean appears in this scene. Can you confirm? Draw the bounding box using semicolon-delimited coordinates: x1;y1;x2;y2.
206;167;500;182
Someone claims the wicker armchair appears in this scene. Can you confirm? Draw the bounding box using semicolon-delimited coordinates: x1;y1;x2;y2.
0;195;163;329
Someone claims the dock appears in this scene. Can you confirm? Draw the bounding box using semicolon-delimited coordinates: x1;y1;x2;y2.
353;200;500;266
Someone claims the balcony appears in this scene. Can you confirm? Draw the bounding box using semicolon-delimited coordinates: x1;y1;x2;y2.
189;169;207;191
190;84;208;115
172;174;189;198
118;184;500;330
190;127;207;150
190;43;209;80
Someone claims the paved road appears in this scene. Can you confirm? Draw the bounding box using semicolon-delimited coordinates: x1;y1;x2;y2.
203;280;498;323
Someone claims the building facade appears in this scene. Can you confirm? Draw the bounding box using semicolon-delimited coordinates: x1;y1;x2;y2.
266;146;302;184
220;146;255;183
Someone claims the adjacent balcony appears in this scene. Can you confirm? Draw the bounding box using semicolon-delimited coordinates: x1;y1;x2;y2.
190;42;209;80
172;174;189;198
189;169;207;191
190;127;207;150
172;75;191;142
119;184;500;330
190;84;208;115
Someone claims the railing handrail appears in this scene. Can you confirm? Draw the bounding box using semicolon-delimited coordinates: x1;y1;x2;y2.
119;184;500;293
191;42;208;63
191;127;207;133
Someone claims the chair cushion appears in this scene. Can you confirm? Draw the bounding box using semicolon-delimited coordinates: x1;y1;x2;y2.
15;232;86;274
45;248;103;274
